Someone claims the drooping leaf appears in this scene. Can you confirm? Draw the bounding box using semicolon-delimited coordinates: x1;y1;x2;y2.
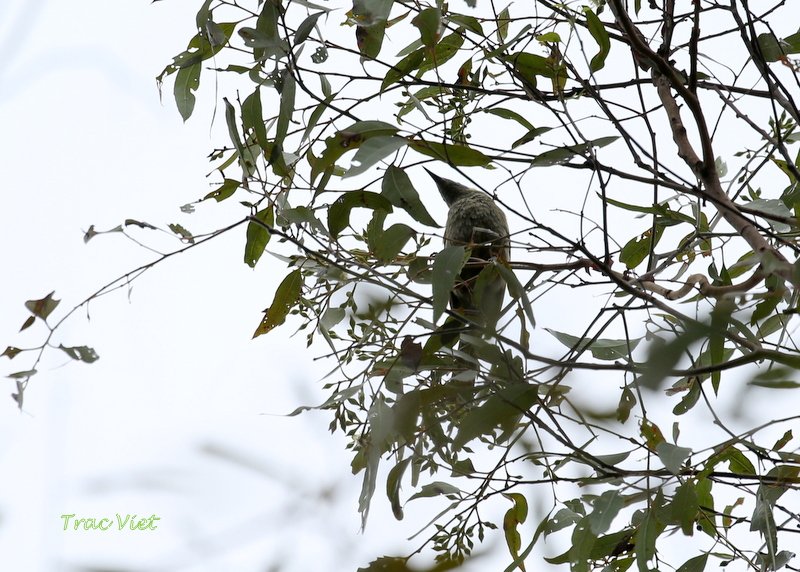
312;121;399;182
431;245;466;323
635;507;660;572
545;329;642;361
372;224;415;262
276;72;296;149
381;165;439;227
671;481;699;535
58;345;99;364
174;62;201;122
588;490;624;535
343;135;407;178
244;206;274;268
656;442;693;475
411;8;440;48
408;139;492;166
532;136;618;166
253;268;303;337
353;0;394;59
25;292;60;321
620;226;664;269
497;6;510;43
453;383;539;449
295;11;324;45
327;190;393;238
584;7;610;72
386;457;411;521
203;178;240;202
484;107;535;131
418;32;464;73
242;88;268;152
408;481;461;500
381;48;425;92
676;553;708;572
503;492;528;566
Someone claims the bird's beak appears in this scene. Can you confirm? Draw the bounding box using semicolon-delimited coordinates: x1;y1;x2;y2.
423;167;446;188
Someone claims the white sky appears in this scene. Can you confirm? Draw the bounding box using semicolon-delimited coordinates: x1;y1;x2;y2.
0;2;431;570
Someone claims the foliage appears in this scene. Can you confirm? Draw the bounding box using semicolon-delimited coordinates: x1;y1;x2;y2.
6;0;800;570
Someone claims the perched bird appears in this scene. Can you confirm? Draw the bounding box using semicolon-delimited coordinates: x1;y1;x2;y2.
425;169;510;334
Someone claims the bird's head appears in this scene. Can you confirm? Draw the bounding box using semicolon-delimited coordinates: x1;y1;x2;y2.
424;168;474;207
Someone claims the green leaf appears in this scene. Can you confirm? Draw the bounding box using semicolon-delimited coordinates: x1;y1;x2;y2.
25;292;61;321
204;178;240;202
253;268;303;337
677;553;708;572
174;62;201;121
757;32;789;62
502;52;552;87
545;329;642;361
411;8;440;48
449;13;483;36
372;223;415;262
244;206;274;268
635;508;659;572
156;22;235;84
1;346;22;360
431;245;466;323
408;481;461;500
673;378;702;415
418;32;464;73
483;107;535;131
497;6;510;43
746;198;793;233
238;26;289;54
353;0;393;58
313;120;399;182
617;387;636;422
276;72;296;148
656;442;692;474
637;321;711;390
295;11;324;45
709;298;734;393
381;165;439;227
568;517;596;572
672;481;699;535
343;135;407;178
327;190;393;238
588;490;623;535
386;458;411;520
512;126;553;149
453;384;539;449
408;139;491;166
223;97;255;175
58;345;99;363
532;136;618;166
584;7;610;72
242;88;268;152
496;262;535;325
381;48;425;92
168;223;194;243
620;226;664;269
726;448;756;474
302;96;334;143
602;195;695;224
503;493;528;562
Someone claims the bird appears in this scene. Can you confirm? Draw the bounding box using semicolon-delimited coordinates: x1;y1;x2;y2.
425;168;510;336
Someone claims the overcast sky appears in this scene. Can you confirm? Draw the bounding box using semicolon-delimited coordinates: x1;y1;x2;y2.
0;2;431;570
